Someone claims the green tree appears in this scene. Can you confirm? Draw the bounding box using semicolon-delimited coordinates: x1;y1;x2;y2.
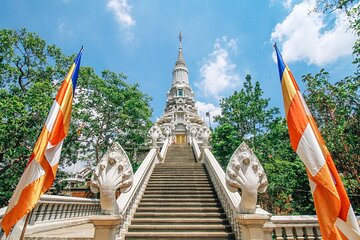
0;29;71;205
256;119;315;214
301;70;359;213
212;74;279;168
312;0;360;213
63;67;152;167
0;28;152;207
212;75;315;214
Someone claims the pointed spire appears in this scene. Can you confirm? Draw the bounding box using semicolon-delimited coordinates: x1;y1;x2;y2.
175;31;186;67
172;31;189;85
179;31;183;49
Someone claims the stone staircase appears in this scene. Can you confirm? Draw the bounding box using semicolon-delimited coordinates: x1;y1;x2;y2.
125;144;235;240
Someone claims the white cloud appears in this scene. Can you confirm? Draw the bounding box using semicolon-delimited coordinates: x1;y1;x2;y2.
57;20;73;37
271;0;293;9
195;101;221;127
282;0;293;8
196;36;240;99
271;0;356;66
106;0;135;28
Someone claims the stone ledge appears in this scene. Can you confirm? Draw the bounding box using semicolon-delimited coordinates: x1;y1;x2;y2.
26;216;94;235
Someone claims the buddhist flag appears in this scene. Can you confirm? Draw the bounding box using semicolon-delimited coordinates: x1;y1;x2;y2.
1;47;83;236
274;44;360;239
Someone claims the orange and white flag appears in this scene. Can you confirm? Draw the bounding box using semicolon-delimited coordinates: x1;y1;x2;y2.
274;44;360;240
1;47;83;236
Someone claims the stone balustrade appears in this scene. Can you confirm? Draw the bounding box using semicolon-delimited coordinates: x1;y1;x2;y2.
190;137;242;238
271;215;322;239
0;194;101;238
28;194;101;225
1;138;358;240
159;138;170;161
202;148;243;238
116;139;168;239
190;138;360;240
190;137;202;162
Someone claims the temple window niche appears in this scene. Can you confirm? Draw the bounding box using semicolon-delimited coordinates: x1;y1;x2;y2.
178;89;183;97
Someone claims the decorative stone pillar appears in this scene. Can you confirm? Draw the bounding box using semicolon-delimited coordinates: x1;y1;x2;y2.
225;142;272;239
164;126;171;140
235;212;272;240
148;125;162;149
201;127;211;149
91;215;122;240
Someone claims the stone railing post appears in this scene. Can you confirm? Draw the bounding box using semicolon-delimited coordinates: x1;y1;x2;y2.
91;215;122;240
235;212;272;240
148;125;162;149
201;127;211;149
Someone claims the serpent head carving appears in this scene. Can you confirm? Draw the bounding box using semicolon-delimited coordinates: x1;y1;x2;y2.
90;142;133;214
225;142;268;213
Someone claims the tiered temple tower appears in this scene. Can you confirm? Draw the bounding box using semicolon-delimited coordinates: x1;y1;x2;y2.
155;32;208;144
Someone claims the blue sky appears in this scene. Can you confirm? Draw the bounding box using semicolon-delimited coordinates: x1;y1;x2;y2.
1;0;357;123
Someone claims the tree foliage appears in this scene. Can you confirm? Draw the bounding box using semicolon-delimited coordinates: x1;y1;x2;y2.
311;0;360;213
63;67;152;166
302;70;359;213
0;28;152;207
212;74;279;166
211;75;314;214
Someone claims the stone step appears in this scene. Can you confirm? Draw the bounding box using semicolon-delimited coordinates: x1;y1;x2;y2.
125;145;235;240
128;224;232;232
130;218;229;225
154;166;202;168
165;156;194;159
145;187;213;191
136;207;224;213
148;179;210;182
138;202;221;207
150;175;208;178
149;176;209;179
164;159;195;161
142;194;217;199
153;168;204;171
152;171;205;174
133;212;227;218
145;187;214;191
150;174;208;177
163;162;197;164
165;158;194;160
140;198;220;203
156;163;201;166
144;185;214;189
154;167;204;170
125;231;235;239
144;190;216;195
152;169;205;172
148;178;212;185
148;180;210;183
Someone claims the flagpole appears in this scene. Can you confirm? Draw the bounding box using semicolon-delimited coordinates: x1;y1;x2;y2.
19;211;32;240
